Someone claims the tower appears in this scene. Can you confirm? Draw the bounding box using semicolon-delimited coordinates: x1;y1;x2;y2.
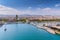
16;15;18;22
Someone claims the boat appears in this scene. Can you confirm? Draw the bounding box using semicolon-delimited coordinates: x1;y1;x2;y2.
43;24;60;34
4;28;7;31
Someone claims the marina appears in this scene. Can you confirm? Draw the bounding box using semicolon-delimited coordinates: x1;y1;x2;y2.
30;21;60;34
0;0;60;40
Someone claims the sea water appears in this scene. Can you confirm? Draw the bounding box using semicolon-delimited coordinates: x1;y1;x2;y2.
0;23;60;40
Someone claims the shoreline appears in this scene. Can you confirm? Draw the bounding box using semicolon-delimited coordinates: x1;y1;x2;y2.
30;22;60;34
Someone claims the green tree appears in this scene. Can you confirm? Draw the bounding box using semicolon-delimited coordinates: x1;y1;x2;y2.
2;19;8;22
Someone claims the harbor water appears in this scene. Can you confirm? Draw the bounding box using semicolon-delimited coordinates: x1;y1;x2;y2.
0;23;60;40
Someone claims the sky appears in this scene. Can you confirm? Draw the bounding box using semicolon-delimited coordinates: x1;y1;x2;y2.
0;0;60;15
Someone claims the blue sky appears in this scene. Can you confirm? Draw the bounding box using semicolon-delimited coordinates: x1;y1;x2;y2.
0;0;60;15
0;0;60;9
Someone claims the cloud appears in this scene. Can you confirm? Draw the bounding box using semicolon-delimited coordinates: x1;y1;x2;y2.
0;5;60;15
21;7;60;15
27;7;60;15
27;7;32;9
35;8;60;15
55;4;60;7
0;5;21;15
